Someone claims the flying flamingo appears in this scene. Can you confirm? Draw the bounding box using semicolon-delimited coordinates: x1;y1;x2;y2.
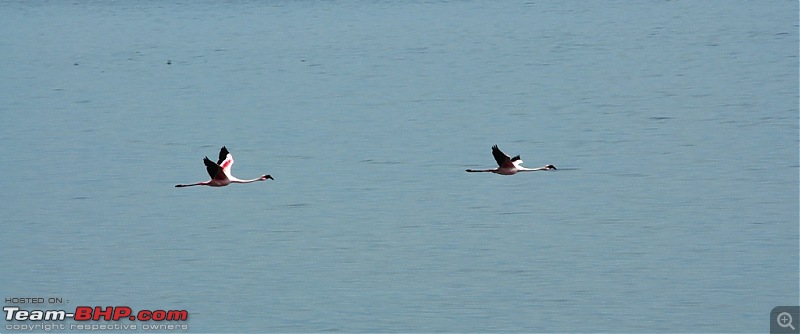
466;145;556;175
175;146;273;187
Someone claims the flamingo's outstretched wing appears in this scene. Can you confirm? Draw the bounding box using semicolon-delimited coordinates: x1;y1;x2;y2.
204;157;227;181
491;145;518;168
217;146;234;174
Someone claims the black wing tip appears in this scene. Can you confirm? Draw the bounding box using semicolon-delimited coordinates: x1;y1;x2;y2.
218;146;230;164
511;155;521;162
490;144;511;167
491;145;505;155
203;156;221;178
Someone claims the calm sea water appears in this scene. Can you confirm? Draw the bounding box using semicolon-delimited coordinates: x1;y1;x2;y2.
1;1;797;332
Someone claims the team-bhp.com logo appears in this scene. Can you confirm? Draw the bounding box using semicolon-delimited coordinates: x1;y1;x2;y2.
4;306;189;331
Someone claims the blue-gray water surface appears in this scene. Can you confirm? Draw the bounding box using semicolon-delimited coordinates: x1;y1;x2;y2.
1;1;797;333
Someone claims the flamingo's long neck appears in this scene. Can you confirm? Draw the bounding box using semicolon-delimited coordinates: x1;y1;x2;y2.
230;175;271;183
230;177;262;184
517;165;555;172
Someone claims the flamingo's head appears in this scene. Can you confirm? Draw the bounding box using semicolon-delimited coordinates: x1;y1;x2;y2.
545;164;557;170
262;175;274;180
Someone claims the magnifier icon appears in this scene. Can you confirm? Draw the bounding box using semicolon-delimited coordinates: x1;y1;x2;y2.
778;311;796;330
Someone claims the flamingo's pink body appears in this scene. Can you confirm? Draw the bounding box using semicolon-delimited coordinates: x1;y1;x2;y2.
176;146;273;187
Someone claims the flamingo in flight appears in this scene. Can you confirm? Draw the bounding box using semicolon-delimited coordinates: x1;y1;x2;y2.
175;146;273;187
466;145;556;175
